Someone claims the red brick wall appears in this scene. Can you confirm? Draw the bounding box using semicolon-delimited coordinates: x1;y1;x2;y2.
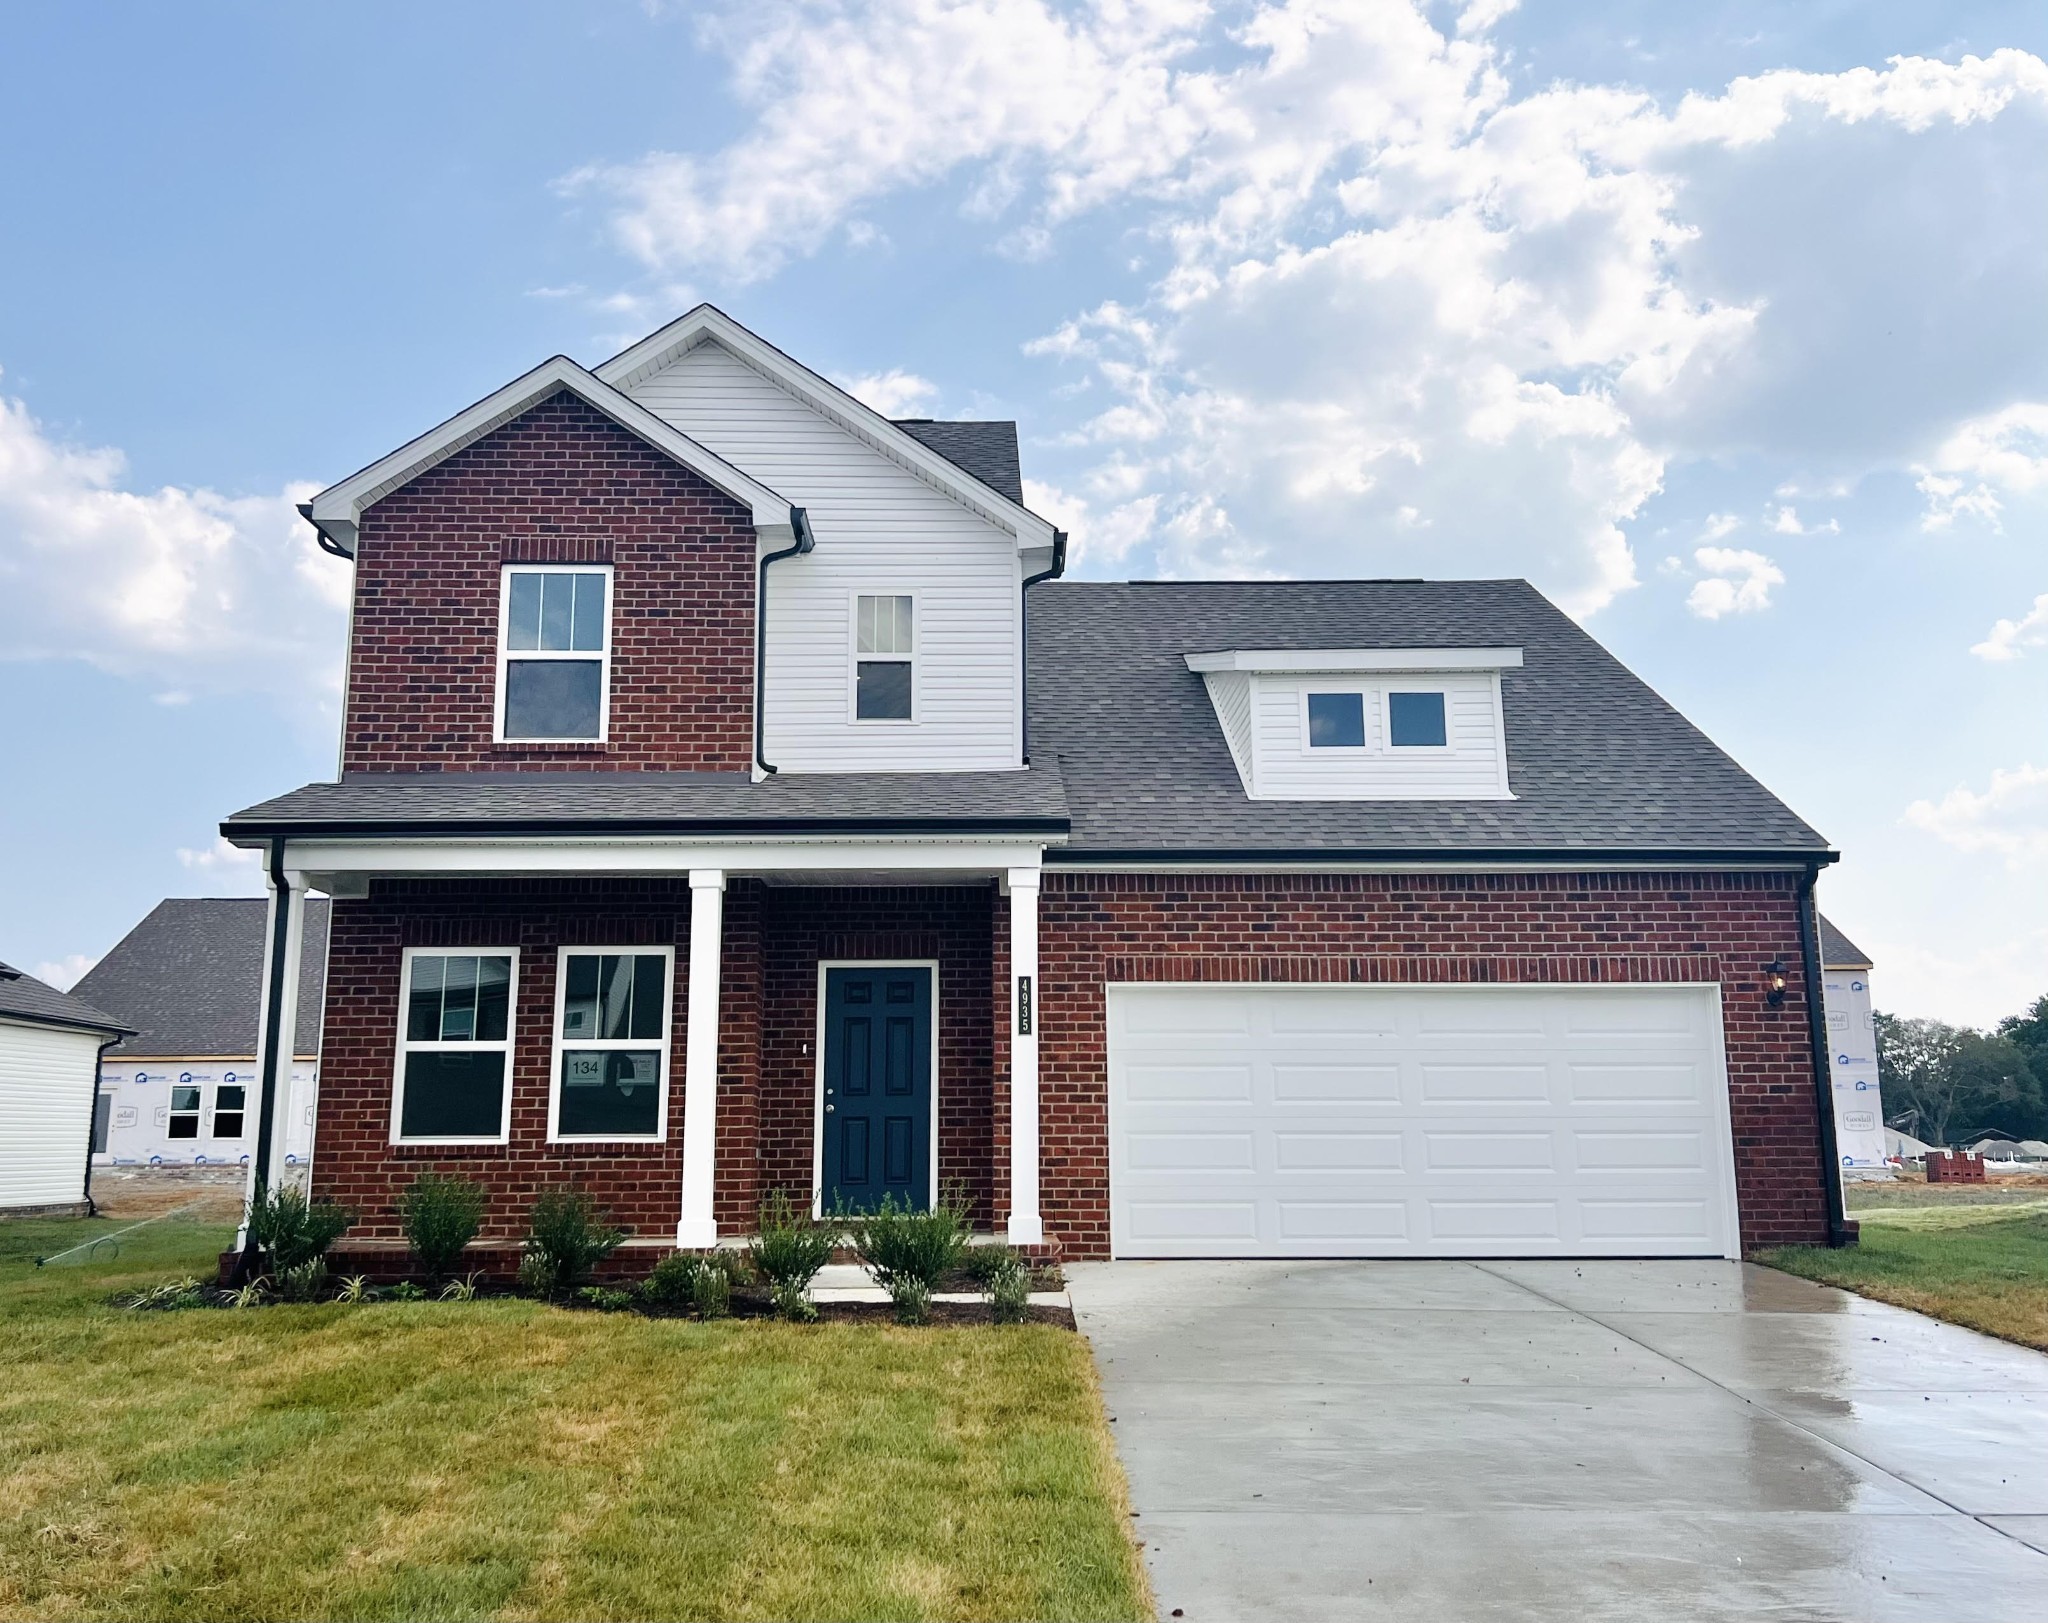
1032;869;1832;1258
311;878;995;1247
341;391;757;774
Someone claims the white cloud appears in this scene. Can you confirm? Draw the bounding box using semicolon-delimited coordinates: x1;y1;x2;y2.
175;836;266;893
571;10;2048;608
1916;400;2048;530
1905;763;2048;865
1769;505;1838;535
837;368;940;416
1024;476;1159;569
1700;513;1741;541
31;953;96;992
1685;545;1784;618
0;384;347;722
1972;592;2048;662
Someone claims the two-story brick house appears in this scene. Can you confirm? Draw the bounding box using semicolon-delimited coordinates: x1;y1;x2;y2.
223;305;1850;1268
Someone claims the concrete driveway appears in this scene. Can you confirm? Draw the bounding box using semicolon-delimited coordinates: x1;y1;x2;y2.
1068;1259;2048;1622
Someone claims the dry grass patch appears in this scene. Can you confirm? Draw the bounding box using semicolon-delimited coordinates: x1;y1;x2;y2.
1757;1211;2048;1353
0;1216;1150;1622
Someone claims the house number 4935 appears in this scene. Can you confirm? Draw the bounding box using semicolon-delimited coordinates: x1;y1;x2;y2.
1017;975;1033;1036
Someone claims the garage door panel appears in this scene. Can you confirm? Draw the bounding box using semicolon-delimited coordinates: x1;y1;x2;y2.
1108;984;1736;1259
1418;1062;1552;1103
1414;994;1550;1037
1271;1063;1403;1103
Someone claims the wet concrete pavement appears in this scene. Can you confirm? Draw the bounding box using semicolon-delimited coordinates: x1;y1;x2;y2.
1068;1259;2048;1621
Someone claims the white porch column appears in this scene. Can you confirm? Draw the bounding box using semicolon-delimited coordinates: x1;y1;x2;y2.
1006;867;1044;1246
676;868;725;1248
239;854;306;1245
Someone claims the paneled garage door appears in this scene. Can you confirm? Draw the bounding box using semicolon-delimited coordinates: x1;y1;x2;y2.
1106;984;1740;1259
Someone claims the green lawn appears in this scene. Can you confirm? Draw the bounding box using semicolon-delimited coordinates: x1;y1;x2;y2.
0;1216;1150;1623
1756;1209;2048;1354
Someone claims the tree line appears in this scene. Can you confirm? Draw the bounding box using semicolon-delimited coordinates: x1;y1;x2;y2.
1875;994;2048;1148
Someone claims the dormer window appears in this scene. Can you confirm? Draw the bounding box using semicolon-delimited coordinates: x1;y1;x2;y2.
854;593;915;721
1187;647;1520;802
1387;690;1448;748
498;567;611;742
1305;692;1366;748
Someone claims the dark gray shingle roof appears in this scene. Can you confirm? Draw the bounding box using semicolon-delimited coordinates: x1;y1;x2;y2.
892;420;1024;505
71;899;330;1058
0;960;131;1037
1818;915;1873;969
1028;579;1830;857
225;768;1068;838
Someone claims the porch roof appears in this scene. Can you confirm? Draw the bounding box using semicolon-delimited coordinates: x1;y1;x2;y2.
222;767;1069;842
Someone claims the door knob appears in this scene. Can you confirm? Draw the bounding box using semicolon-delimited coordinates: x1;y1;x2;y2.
826;1103;835;1113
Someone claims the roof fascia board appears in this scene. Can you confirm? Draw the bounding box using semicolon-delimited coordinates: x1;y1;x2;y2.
1185;647;1526;674
225;817;1069;844
277;837;1054;879
305;356;796;557
1043;849;1837;869
0;1008;135;1038
593;305;1058;550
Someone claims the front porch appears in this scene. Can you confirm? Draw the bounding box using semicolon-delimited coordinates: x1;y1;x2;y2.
259;839;1050;1267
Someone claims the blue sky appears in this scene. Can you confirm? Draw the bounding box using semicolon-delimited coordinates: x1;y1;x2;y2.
1;0;2044;1024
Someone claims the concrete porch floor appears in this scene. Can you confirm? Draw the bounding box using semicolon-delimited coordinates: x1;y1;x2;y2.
1067;1258;2048;1622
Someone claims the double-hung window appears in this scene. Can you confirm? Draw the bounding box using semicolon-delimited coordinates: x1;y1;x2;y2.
551;948;673;1141
167;1083;201;1140
213;1083;246;1139
498;567;610;741
393;950;517;1143
853;593;915;721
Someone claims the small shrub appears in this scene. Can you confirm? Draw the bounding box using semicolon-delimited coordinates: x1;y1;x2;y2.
245;1183;353;1274
276;1258;328;1303
770;1280;818;1323
963;1244;1020;1287
841;1191;971;1292
704;1248;753;1289
439;1271;483;1303
638;1251;701;1307
691;1267;731;1319
889;1277;932;1326
379;1281;428;1303
120;1277;206;1312
575;1285;635;1313
336;1274;370;1304
229;1279;270;1310
397;1172;486;1279
987;1257;1031;1324
523;1187;624;1294
749;1190;838;1292
515;1253;554;1299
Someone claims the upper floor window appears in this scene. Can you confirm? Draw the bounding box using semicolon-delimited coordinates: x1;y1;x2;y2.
1386;690;1448;748
854;593;915;722
1305;691;1366;749
498;567;610;741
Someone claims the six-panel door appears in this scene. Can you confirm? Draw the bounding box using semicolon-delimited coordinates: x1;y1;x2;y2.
821;965;934;1213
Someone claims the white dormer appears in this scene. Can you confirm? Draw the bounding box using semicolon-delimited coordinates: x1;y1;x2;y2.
1185;648;1521;801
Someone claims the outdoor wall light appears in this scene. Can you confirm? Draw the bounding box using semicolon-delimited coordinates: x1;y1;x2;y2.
1763;959;1788;1007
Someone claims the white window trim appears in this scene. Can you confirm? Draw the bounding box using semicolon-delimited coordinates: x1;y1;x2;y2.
494;564;614;744
810;960;941;1216
1381;684;1455;754
389;946;521;1147
1298;687;1370;754
546;945;675;1145
847;590;919;726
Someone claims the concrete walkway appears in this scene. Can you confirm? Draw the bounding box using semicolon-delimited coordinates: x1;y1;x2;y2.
1068;1259;2048;1622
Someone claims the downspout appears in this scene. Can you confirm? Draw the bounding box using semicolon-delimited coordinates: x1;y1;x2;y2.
1019;530;1067;766
753;506;814;776
1797;863;1854;1248
237;837;296;1278
80;1033;121;1217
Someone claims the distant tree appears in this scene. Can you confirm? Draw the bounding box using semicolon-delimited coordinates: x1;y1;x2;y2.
1876;1013;2046;1146
1997;993;2048;1085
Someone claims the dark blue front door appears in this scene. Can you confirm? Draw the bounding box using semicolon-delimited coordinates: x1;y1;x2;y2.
822;965;933;1213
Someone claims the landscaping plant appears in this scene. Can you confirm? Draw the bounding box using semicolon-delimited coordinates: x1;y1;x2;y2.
748;1189;838;1300
245;1182;353;1276
841;1189;971;1294
522;1187;624;1294
277;1258;328;1303
638;1250;702;1307
397;1171;487;1279
986;1256;1032;1325
691;1266;732;1320
771;1280;819;1323
889;1277;932;1326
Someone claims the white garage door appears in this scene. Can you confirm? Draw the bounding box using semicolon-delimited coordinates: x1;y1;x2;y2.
1107;984;1740;1260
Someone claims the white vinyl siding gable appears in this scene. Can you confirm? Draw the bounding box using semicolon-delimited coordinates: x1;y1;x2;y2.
0;1018;100;1209
1239;671;1512;801
1202;671;1256;792
623;341;1022;773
